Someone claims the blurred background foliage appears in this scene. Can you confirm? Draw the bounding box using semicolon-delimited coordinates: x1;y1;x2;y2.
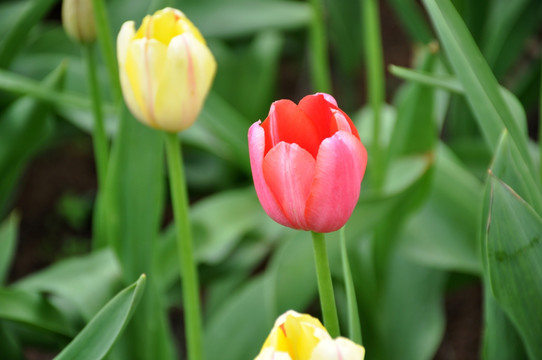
0;0;541;359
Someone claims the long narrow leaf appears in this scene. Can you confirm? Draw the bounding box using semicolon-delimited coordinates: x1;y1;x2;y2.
422;0;532;172
54;274;146;360
0;213;18;285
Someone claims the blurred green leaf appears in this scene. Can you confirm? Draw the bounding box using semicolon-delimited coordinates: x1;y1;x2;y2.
211;31;283;121
187;0;311;39
482;0;542;78
378;251;447;360
484;175;542;359
0;0;58;68
0;213;18;285
0;289;75;337
154;187;280;291
388;49;437;163
267;230;317;314
54;274;146;360
399;144;482;274
0;63;65;215
422;0;533;172
389;65;529;136
189;92;251;173
0;321;23;360
386;0;433;44
204;276;271;360
14;249;122;320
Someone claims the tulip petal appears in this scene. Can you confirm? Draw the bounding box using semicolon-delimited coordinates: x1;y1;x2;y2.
298;93;335;140
124;37;168;128
262;100;321;158
248;122;293;228
305;131;367;233
118;21;147;124
262;141;316;230
153;33;216;132
255;348;292;360
310;338;365;360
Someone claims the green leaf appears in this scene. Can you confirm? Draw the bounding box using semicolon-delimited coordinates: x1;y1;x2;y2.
422;0;532;172
14;249;122;320
187;0;311;39
399;144;482;274
54;274;146;360
489;131;542;216
0;213;18;284
378;251;447;360
204;276;272;360
188;92;251;173
386;0;433;44
211;31;283;122
0;289;75;337
0;0;58;68
154;187;279;292
484;175;542;359
482;284;528;360
0;63;65;215
388;49;437;163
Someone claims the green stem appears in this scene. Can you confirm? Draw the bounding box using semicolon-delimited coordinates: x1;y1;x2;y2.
91;0;122;102
539;57;542;183
362;0;386;191
308;0;332;93
164;132;202;360
339;227;362;345
311;231;340;338
82;44;109;189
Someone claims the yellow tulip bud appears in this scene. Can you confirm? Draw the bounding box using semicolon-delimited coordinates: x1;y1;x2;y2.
61;0;96;43
117;7;217;132
255;311;365;360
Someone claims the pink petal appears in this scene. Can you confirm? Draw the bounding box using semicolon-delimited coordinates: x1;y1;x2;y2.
248;122;293;228
305;131;367;233
262;142;316;230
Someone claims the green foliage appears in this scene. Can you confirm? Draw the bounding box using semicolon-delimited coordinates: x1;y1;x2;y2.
0;0;541;358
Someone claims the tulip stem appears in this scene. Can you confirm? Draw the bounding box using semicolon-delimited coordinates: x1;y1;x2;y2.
82;44;109;190
339;227;362;345
362;0;386;191
164;132;202;360
308;0;332;93
311;231;340;338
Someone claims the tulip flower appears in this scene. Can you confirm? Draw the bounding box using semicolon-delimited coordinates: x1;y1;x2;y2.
248;93;367;233
62;0;96;44
255;310;365;360
117;7;216;132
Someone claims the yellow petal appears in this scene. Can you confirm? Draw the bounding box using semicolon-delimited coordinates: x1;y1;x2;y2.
153;32;216;132
124;38;168;128
255;348;292;360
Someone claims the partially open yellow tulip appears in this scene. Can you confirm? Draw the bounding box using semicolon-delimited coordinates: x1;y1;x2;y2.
117;7;216;132
255;311;365;360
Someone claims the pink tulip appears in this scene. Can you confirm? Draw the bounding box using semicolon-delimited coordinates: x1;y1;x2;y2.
248;93;367;233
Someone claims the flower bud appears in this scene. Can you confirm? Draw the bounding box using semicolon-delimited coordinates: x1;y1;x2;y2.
117;7;217;132
255;310;365;360
62;0;96;44
248;93;367;233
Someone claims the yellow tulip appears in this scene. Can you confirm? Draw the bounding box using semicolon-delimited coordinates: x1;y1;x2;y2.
255;311;365;360
117;7;216;132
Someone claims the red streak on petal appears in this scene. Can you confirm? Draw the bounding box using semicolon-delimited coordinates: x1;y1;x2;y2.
181;36;196;96
280;324;287;338
144;40;157;127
